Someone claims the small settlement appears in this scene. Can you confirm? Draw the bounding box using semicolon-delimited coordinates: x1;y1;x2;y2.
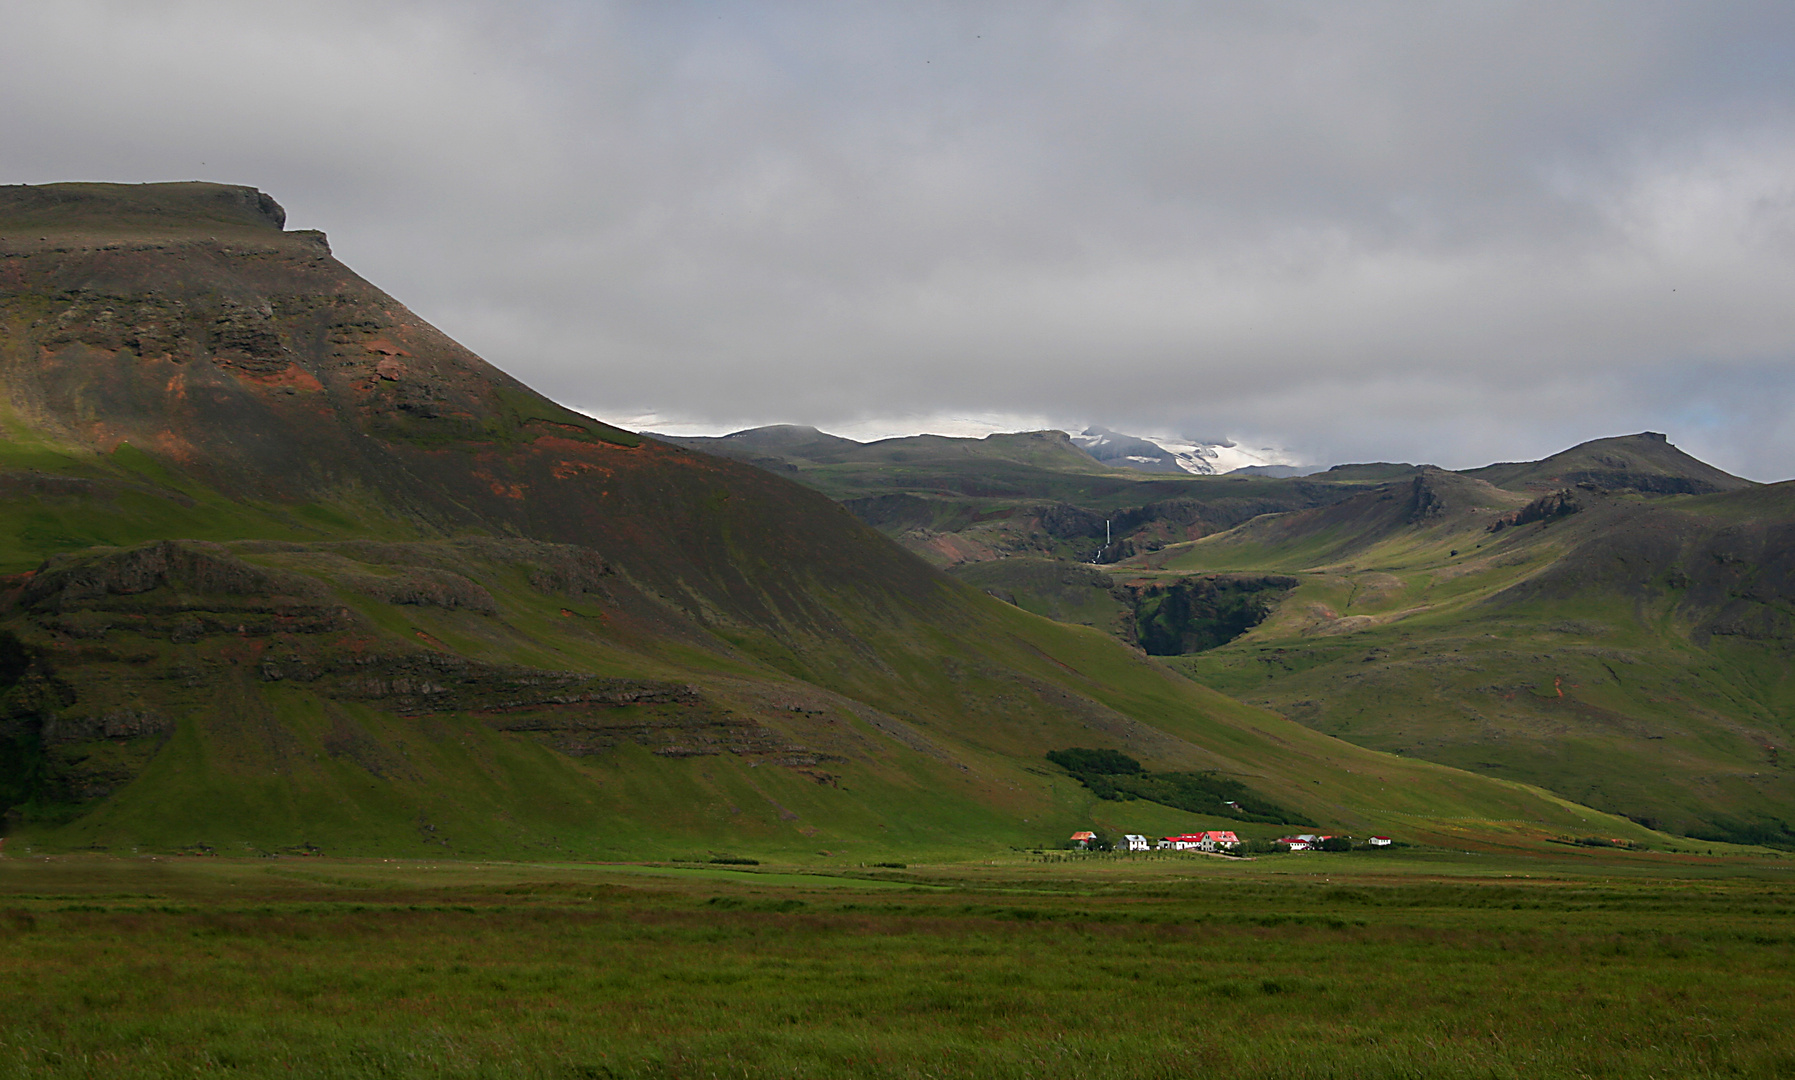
1068;830;1240;851
1069;830;1396;852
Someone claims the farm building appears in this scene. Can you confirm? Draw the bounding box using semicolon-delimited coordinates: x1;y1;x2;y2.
1156;831;1239;851
1121;834;1150;851
1070;831;1097;849
1277;833;1350;851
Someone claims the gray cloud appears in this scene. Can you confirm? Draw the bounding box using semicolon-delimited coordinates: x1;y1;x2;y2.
4;1;1794;477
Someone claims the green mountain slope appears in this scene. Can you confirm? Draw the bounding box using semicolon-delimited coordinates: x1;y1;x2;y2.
1134;456;1795;845
0;183;1669;859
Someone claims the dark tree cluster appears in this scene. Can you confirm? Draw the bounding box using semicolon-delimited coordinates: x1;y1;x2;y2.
1125;576;1296;655
1046;748;1313;825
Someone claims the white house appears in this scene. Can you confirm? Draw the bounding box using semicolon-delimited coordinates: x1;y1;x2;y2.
1367;836;1393;847
1121;834;1150;852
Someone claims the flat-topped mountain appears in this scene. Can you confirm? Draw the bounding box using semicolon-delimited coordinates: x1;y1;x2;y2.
0;182;1635;858
0;181;293;239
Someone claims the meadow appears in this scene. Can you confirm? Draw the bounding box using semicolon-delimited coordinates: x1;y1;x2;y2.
1;848;1793;1078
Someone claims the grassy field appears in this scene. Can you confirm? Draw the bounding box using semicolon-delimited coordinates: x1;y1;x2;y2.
1;849;1793;1078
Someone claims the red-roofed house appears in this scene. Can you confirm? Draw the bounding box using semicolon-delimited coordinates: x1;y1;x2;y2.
1070;831;1097;849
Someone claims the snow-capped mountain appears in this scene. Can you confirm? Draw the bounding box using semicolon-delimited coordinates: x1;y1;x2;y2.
1070;427;1308;476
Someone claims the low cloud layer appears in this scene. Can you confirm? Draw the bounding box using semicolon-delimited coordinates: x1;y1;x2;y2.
5;2;1795;477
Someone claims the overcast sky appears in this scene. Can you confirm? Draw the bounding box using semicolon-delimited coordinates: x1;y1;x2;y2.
5;2;1795;478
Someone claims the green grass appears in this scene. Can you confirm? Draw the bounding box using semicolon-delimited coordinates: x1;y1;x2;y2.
0;431;417;574
0;853;1792;1077
947;557;1129;629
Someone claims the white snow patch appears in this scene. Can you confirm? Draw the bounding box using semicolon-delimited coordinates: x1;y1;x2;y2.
1137;436;1303;475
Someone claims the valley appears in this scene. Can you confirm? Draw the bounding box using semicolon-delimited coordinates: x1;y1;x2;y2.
669;415;1795;848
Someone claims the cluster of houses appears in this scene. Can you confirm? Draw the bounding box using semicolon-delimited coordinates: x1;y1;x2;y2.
1071;830;1238;851
1277;833;1394;850
1071;830;1394;852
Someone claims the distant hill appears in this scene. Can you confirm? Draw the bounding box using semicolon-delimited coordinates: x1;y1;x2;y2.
1226;464;1322;478
1313;462;1424;482
0;182;1638;858
659;426;1126;473
1464;432;1751;494
660;425;1375;568
648;424;863;472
